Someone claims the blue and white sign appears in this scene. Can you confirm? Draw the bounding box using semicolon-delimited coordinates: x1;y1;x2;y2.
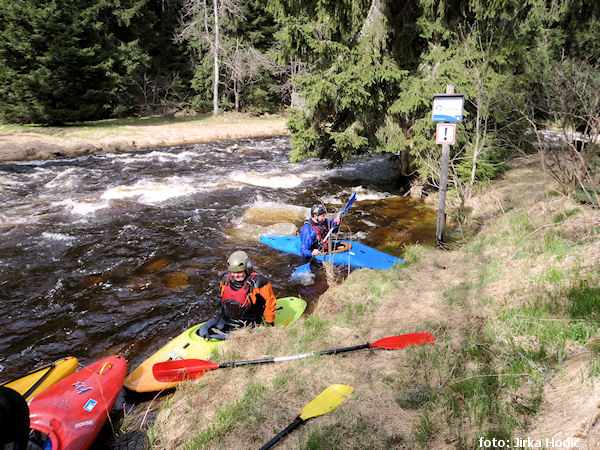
83;399;97;412
432;95;464;122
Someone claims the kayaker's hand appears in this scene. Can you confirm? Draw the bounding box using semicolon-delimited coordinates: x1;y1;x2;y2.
265;322;274;327
311;249;321;256
333;216;340;225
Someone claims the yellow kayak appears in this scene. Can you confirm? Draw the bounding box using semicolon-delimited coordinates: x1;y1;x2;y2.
124;296;306;393
1;356;79;401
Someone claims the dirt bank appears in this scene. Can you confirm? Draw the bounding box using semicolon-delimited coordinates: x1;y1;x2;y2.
149;153;600;449
0;114;288;162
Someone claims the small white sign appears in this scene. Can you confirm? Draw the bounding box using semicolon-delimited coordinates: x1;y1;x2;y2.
436;123;456;145
432;95;464;122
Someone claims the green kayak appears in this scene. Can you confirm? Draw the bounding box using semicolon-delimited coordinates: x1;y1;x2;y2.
124;297;306;392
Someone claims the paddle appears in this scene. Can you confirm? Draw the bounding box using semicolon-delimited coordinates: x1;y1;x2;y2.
152;332;435;382
292;192;357;279
259;384;354;450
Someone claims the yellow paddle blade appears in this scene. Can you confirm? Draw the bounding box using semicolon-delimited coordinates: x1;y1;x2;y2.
299;384;353;421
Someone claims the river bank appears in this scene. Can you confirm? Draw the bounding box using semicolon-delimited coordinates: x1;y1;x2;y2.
0;114;288;162
148;153;600;449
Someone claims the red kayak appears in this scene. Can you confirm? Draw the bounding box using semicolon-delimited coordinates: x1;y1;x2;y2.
28;355;127;450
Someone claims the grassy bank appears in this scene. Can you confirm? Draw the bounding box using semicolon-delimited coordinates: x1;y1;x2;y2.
0;113;288;162
142;154;600;449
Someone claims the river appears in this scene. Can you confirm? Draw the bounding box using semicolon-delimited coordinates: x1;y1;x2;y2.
0;135;437;445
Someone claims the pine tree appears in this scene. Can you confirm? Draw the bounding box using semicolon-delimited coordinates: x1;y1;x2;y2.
0;0;153;124
269;0;424;163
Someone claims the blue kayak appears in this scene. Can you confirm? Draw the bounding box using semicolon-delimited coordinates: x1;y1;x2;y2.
259;235;403;270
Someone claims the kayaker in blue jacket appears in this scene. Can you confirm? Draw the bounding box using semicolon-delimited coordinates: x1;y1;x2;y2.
300;204;340;258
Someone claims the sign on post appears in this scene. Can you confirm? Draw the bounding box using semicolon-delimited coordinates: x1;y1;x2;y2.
432;95;464;122
436;123;456;145
432;88;463;246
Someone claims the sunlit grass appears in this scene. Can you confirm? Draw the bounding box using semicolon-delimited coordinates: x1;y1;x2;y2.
189;381;267;447
0;113;282;137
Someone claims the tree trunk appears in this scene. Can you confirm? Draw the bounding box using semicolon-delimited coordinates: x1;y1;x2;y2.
212;0;219;117
468;67;487;200
234;79;239;111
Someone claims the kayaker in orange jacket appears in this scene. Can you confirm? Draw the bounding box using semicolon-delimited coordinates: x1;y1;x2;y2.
216;250;277;332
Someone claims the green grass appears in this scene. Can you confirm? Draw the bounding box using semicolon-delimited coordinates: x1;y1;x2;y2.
552;208;580;224
188;381;267;448
538;266;567;283
336;298;376;326
401;244;429;266
413;410;438;447
296;316;330;349
0;113;282;136
443;281;472;305
396;385;432;409
511;213;535;240
467;240;484;257
542;232;570;260
476;260;501;289
567;285;600;323
301;413;377;449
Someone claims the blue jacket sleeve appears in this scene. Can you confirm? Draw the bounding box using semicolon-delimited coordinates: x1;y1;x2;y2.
300;224;316;258
327;218;340;234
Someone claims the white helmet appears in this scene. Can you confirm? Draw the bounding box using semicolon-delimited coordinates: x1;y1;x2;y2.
227;250;251;272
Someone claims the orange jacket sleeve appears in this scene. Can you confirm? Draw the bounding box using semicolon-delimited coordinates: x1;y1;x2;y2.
249;275;277;324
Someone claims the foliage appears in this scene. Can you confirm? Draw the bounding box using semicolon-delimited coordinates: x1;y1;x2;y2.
0;0;155;124
1;0;599;202
271;0;421;164
178;0;284;115
515;56;600;206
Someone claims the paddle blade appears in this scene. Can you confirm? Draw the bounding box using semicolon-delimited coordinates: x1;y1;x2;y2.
299;384;353;421
341;192;357;214
371;332;436;350
152;359;219;382
291;262;311;279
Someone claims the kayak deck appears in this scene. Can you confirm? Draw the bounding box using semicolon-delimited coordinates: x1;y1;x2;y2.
28;355;126;450
1;356;78;401
259;235;403;270
124;296;306;393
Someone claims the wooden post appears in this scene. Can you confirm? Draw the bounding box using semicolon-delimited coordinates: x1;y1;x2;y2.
436;85;454;245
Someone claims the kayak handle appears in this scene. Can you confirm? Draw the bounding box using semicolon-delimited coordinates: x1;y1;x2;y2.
99;362;113;375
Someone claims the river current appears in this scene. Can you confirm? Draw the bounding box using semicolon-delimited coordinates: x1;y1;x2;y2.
0;136;436;395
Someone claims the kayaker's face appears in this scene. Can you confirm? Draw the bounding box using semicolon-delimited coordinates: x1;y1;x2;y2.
230;271;246;281
314;213;326;223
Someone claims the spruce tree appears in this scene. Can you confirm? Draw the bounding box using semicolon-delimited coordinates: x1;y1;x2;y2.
0;0;152;124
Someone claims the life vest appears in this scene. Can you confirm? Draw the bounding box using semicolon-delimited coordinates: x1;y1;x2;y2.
305;219;331;252
220;272;259;322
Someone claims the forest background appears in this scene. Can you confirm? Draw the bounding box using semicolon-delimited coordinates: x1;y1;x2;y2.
0;0;599;205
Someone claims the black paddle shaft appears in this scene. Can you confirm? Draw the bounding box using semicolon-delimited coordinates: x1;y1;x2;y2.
259;416;304;450
22;363;56;399
316;343;371;356
219;343;372;369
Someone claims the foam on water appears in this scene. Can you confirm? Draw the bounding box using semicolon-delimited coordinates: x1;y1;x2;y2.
109;150;199;165
231;171;306;189
43;167;83;189
101;177;199;204
56;198;108;216
41;232;74;241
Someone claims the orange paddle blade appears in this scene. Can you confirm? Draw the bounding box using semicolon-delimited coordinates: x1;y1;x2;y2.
371;332;435;349
152;359;219;382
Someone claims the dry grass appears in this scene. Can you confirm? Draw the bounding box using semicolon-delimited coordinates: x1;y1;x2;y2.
148;153;600;449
